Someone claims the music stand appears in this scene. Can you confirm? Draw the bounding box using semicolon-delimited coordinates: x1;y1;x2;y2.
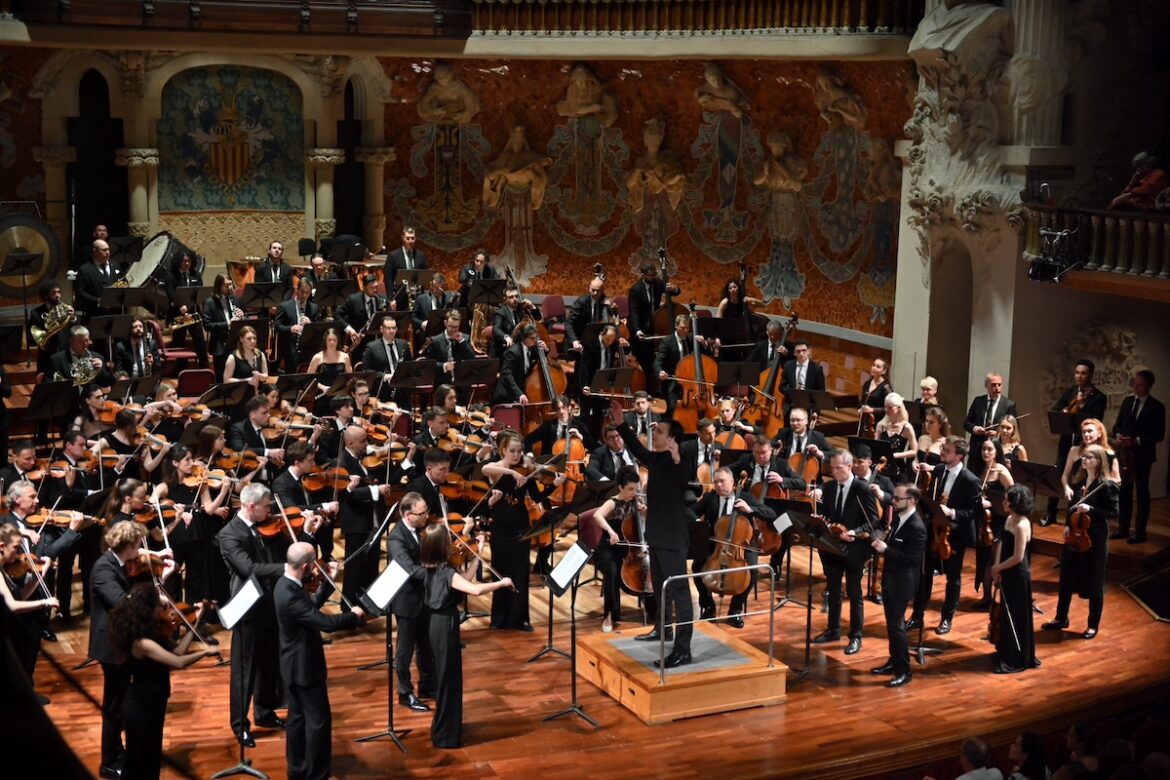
385;360;435;395
847;436;893;464
523;501;574;665
588;367;635;398
313;279;357;310
197;381;254;412
784;389;838;413
213;577;270;780
226;319;269;355
174;285;214;313
716;362;760;391
179;416;232;447
695;315;746;343
393;269;436;293
321;371;382;399
467;278;507;307
99;287;150;316
782;504;847;686
298;319;344;358
274;373;319;404
1010;460;1064;499
423;308;469;337
1047;410;1085;439
242;282;285;313
452;358;498;397
87;314;134;361
108;236;143;267
1;251;41;364
109;375;161;403
26;380;76;422
542;539;600;729
354;560;411;752
904;400;927;430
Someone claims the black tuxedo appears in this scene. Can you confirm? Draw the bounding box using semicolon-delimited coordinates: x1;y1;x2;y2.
338;292;388;335
272;467;333;559
578;337;621;393
1112;393;1166;537
386;520;435;698
383;246;428;308
819;477;880;638
492;343;531;406
582;443;637;482
523;417;597;458
273;298;320;371
626;279;668;338
880;510;927;674
360;337;411;402
780;359;825;393
691;489;776;616
623;410;662;438
254;260;295;300
114;338;162;379
404;474;447;518
748;339;792;372
913;463;983;624
411;290;456;334
217;515;292;734
202;294;238;368
564;293;609;346
48;347;114;387
274;576;361;780
74;260;124;319
618;421;698;652
963;393;1018;464
337;449;382;607
773;427;831;463
489;305;521;358
424;332;475;389
727;454;807;493
87;550;132;766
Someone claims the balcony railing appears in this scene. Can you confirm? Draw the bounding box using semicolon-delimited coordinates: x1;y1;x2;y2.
471;0;925;35
1023;204;1170;279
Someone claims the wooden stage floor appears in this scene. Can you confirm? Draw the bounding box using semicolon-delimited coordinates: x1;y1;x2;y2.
30;502;1170;780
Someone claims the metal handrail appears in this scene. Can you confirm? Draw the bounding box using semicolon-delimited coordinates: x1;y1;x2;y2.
657;563;776;685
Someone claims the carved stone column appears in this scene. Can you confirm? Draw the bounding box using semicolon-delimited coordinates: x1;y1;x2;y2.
354;146;396;251
1008;0;1069;146
307;148;345;241
33;145;77;257
114;148;160;238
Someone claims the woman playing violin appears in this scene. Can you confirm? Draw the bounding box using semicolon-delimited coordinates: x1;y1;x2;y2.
195;424;266;488
989;485;1038;674
307;327;352;416
222;325;270;387
0;523;60;621
996;414;1028;467
858;358;891;433
973;438;1015;605
587;466;646;633
481;430;565;631
154;445;234;607
1043;444;1118;640
876;392;918;483
95;409;171;483
107;582;218;780
73;383;112;440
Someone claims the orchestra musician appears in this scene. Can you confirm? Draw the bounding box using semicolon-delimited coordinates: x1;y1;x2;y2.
713;397;754;439
314;396;355;466
584;422;640;483
457;248;501;310
383;226;429;310
971;438;1015;607
203;274;243;381
565;275;610;355
748;319;791;371
996;414;1028;467
302;253;338;300
339;274;388;348
0;518;65;689
163;250;210;367
523;395;598;456
360;315;412;404
423;310;476;393
385;491;435;713
780;340;825;393
689;417;718;474
852;444;896;605
482;431;566;631
611;405;698;668
336;425;398;609
274;543;363;780
579;323;627;431
775;406;830;463
627;262;679;389
492;324;546;406
1110;370;1165;544
1044;360;1106;525
963;372;1017;470
222;326;271;388
990;485;1039;674
1042;444;1119;640
29;280;75;375
623;390;663;439
587;466;648;633
809;449;879;655
869;485;926;688
858;358;891;432
916;375;940;406
727;437;807;500
44;430;98;622
273;441;341;562
691;466;776;628
412;272;457;337
227;395;286;482
107;582;218;780
306;327;353;415
274;281;320;373
74;238;124;321
715;277;762;320
50;325;116;388
412;407;455;455
876;393;918;484
114;317;161;380
489;286;524;358
654;314;714;421
254;240;295;301
908;436;983;636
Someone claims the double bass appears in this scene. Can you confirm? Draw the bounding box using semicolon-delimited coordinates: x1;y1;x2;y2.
700;473;754;597
520;331;568;435
593;262;645;395
671;302;720;433
741;313;800;441
648;247;680;337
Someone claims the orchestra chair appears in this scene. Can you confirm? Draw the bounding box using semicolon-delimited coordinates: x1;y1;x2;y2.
575;507;603;587
491;404;523;432
147;318;197;374
540;294;567;339
176;368;215;398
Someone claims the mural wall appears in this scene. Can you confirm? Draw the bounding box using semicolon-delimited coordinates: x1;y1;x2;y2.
381;58;915;338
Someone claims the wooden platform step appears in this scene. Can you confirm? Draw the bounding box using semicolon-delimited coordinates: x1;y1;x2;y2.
577;622;787;725
1032;520;1170;575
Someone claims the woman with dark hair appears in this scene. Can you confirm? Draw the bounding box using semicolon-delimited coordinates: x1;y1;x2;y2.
974;437;1015;603
95;409;170;484
72;383;111;440
481;429;566;631
990;484;1038;674
715;278;761;320
1008;731;1049;780
419;522;513;749
586;465;645;633
107;582;217;780
434;383;459;415
306;326;352;416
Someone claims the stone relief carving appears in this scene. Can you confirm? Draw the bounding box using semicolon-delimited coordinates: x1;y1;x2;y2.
904;0;1022;283
290;54;350;99
813;67;867;129
626;118;686;214
114;148;161;168
483;126;552;212
695;62;750;118
159;211;305;266
556;64;618;129
417;64;481;125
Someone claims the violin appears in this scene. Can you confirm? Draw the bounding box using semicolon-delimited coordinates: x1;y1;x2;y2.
126;550;168;579
256;506;307;538
134;500;178;527
160;599;210;638
3;549;50;580
931;492;953;561
442;515;491;569
1066;480;1107;554
700;473;754;596
360;441;412;469
214;448;263;473
987;581;1004;646
301;466;380;493
977;468;996;549
182;465;239;490
25;509;90;528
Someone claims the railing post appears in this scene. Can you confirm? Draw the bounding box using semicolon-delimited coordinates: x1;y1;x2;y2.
1144;220;1160;277
1115;216;1133;274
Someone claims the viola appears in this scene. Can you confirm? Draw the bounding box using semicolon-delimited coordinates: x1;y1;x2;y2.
977;468;995;549
1066;508;1092;553
987;581;1004;646
700;473;754;596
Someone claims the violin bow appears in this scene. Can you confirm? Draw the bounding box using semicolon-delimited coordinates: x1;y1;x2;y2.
273;493;355;610
442;515;517;592
278;379;319;453
994;579;1022;653
151;496;173;552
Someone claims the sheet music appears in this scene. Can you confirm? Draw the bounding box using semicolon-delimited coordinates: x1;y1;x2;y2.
219;578;263;630
550;543;590;592
774;513;794;535
365;560;410;611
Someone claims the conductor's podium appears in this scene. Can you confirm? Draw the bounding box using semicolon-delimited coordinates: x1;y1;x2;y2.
577;622;787;724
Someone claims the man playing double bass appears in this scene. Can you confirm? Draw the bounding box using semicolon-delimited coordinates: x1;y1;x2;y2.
492;324;549;406
627;261;680;392
654;314;714;421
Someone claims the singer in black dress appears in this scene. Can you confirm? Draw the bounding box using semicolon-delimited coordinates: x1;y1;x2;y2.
419;523;514;749
990;485;1038;674
481;430;566;631
107;583;217;780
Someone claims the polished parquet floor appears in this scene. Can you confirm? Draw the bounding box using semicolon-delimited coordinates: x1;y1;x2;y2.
28;501;1170;780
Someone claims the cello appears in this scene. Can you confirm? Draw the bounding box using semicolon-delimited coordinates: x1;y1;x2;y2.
742;313;800;440
670;302;720;433
700;473;755;597
785;410;822;488
619;492;654;599
520;331;568;435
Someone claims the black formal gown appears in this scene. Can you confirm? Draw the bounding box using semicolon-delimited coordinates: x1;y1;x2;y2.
595;498;635;624
313;361;346;416
425;564;463;749
994;527;1037;674
122;646;171;780
879;428;912;484
487;473;549;629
